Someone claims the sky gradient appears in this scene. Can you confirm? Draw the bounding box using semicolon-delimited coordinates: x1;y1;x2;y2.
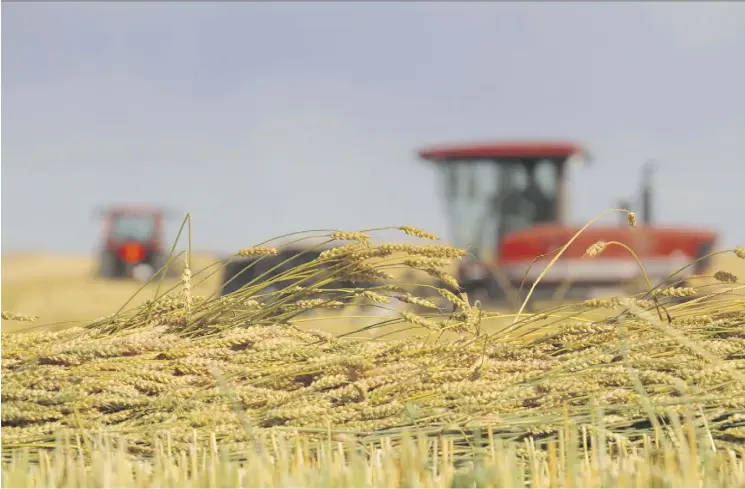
2;2;744;254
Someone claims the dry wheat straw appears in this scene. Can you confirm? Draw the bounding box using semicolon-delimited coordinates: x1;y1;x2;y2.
238;247;279;257
4;224;745;482
627;211;637;228
398;226;441;241
330;232;371;243
2;312;40;322
714;270;738;283
585;241;607;258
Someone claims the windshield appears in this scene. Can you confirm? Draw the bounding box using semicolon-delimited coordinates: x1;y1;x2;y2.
438;159;559;259
111;214;156;242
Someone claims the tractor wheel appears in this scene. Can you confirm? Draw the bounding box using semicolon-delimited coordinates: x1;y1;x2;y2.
149;253;167;279
220;258;260;296
97;251;118;279
150;253;180;279
469;283;493;308
132;263;156;282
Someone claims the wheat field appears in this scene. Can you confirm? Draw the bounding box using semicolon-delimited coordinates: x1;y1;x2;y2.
4;248;744;335
3;221;745;487
1;252;221;333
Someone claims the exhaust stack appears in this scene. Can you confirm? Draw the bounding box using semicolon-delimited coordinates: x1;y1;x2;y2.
641;161;656;225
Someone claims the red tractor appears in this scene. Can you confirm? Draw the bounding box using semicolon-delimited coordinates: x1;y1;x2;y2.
417;140;718;306
95;205;174;281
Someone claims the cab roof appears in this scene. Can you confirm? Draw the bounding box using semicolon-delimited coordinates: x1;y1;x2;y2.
418;140;587;161
105;205;166;215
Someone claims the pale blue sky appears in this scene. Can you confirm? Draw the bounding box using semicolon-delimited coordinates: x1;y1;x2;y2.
2;2;744;253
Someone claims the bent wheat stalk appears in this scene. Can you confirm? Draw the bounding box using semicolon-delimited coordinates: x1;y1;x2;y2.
512;208;635;327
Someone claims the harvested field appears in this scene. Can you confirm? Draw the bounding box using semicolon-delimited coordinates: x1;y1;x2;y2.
3;224;745;487
1;252;220;333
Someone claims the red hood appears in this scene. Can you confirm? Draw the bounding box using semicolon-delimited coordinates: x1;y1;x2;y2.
492;224;718;285
499;224;717;262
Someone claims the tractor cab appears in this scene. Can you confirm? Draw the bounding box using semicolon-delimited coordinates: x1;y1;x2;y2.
101;206;165;249
95;205;174;281
110;212;158;243
418;139;717;306
418;141;587;261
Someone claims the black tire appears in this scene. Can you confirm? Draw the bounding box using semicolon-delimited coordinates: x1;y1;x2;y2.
221;258;260;296
97;251;118;279
149;252;171;279
693;241;715;276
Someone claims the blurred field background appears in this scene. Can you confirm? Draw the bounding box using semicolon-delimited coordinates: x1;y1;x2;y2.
4;249;745;335
1;252;219;333
1;249;489;339
0;249;466;337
